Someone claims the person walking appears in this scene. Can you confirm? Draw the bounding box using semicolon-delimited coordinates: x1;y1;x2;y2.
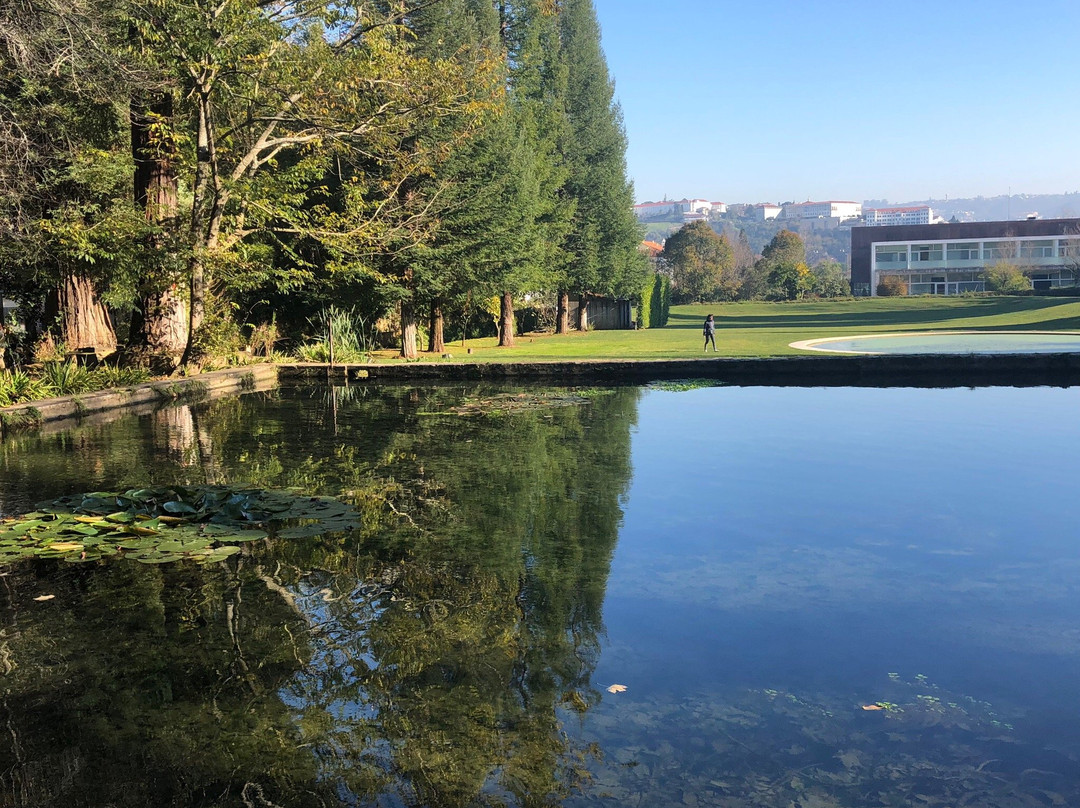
703;314;717;352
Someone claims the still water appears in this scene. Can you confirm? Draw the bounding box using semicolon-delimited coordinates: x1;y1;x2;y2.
1;382;1079;807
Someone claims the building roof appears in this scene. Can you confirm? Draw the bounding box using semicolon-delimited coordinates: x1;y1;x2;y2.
786;200;860;207
866;206;931;214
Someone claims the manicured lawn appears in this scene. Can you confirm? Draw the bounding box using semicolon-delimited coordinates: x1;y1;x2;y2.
382;296;1080;362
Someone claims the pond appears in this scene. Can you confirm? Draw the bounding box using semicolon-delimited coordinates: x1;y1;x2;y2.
792;330;1080;355
1;381;1079;807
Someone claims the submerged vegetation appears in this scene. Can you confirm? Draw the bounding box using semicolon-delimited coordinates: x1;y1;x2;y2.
0;486;363;564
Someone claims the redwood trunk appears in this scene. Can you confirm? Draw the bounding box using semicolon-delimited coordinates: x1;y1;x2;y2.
400;300;418;359
427;303;445;353
131;91;188;365
48;271;117;357
556;290;569;334
498;291;515;347
577;293;590;332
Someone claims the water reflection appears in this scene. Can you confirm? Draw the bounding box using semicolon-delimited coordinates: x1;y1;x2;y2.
3;384;1080;807
0;386;639;807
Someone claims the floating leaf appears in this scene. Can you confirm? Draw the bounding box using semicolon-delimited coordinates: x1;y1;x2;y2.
33;594;55;602
607;684;628;694
162;501;198;515
2;485;361;567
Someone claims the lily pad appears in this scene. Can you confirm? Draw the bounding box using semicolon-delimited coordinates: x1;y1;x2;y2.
1;484;362;567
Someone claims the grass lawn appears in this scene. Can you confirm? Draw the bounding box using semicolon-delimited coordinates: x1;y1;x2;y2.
377;296;1080;362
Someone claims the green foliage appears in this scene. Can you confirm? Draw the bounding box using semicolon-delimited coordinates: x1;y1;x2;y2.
648;379;723;392
296;307;372;363
92;366;152;388
984;261;1032;293
663;222;736;303
0;486;364;565
0;369;54;406
637;273;671;328
767;261;813;301
877;275;908;296
810;260;851;298
41;361;94;396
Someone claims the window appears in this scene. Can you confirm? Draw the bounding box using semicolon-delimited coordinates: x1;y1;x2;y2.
911;244;943;262
875;246;907;263
983;242;1015;260
1020;240;1054;259
946;243;979;261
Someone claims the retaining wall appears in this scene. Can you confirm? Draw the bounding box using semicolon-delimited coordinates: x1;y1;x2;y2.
0;364;279;438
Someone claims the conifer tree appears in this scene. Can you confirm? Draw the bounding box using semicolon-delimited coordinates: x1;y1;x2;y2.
556;0;645;331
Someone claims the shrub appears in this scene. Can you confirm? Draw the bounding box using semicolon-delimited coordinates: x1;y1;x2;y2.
637;273;671;329
0;369;56;404
296;306;371;363
41;361;95;395
877;275;908;296
91;366;152;388
984;262;1031;293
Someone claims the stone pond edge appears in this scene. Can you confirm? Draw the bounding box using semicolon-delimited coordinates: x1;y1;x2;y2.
4;353;1080;438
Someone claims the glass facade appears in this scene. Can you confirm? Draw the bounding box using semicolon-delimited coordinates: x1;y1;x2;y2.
870;234;1080;296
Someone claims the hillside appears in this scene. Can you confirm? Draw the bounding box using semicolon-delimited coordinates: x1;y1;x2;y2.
866;192;1080;223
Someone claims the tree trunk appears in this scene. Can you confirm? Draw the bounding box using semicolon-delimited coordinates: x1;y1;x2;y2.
427;303;445;353
577;293;590;332
400;300;418;359
556;290;569;334
47;271;117;357
131;91;188;367
182;94;215;366
498;291;515;347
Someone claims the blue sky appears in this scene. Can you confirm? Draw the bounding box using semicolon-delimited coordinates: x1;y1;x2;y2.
592;0;1080;205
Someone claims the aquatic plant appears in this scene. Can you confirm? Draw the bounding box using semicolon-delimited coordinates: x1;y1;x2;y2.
647;378;724;392
0;485;363;565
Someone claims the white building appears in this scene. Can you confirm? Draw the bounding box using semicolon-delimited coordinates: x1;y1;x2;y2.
633;198;713;221
782;201;862;221
710;201;727;215
753;203;782;221
864;205;936;227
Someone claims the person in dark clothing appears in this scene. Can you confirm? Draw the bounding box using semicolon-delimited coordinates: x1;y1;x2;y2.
703;314;716;352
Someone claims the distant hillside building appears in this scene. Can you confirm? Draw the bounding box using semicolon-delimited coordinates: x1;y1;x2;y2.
865;205;938;227
782;201;862;221
710;201;727;215
633;198;712;221
753;203;782;221
850;218;1080;296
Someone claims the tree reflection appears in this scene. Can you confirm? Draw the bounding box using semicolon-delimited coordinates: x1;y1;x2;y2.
0;384;639;807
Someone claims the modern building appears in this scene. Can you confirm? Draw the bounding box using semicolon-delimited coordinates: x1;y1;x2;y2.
753;203;782;221
864;205;938;227
782;201;862;221
850;218;1080;296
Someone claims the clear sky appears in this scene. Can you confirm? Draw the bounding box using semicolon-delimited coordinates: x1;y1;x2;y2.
592;0;1080;206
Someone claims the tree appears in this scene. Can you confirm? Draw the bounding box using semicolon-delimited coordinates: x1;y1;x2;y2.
662;221;735;303
985;261;1031;293
555;0;645;331
125;0;486;364
0;0;135;358
810;260;851;297
753;229;808;301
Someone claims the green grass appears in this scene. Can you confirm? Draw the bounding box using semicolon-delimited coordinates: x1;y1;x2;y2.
392;296;1080;362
